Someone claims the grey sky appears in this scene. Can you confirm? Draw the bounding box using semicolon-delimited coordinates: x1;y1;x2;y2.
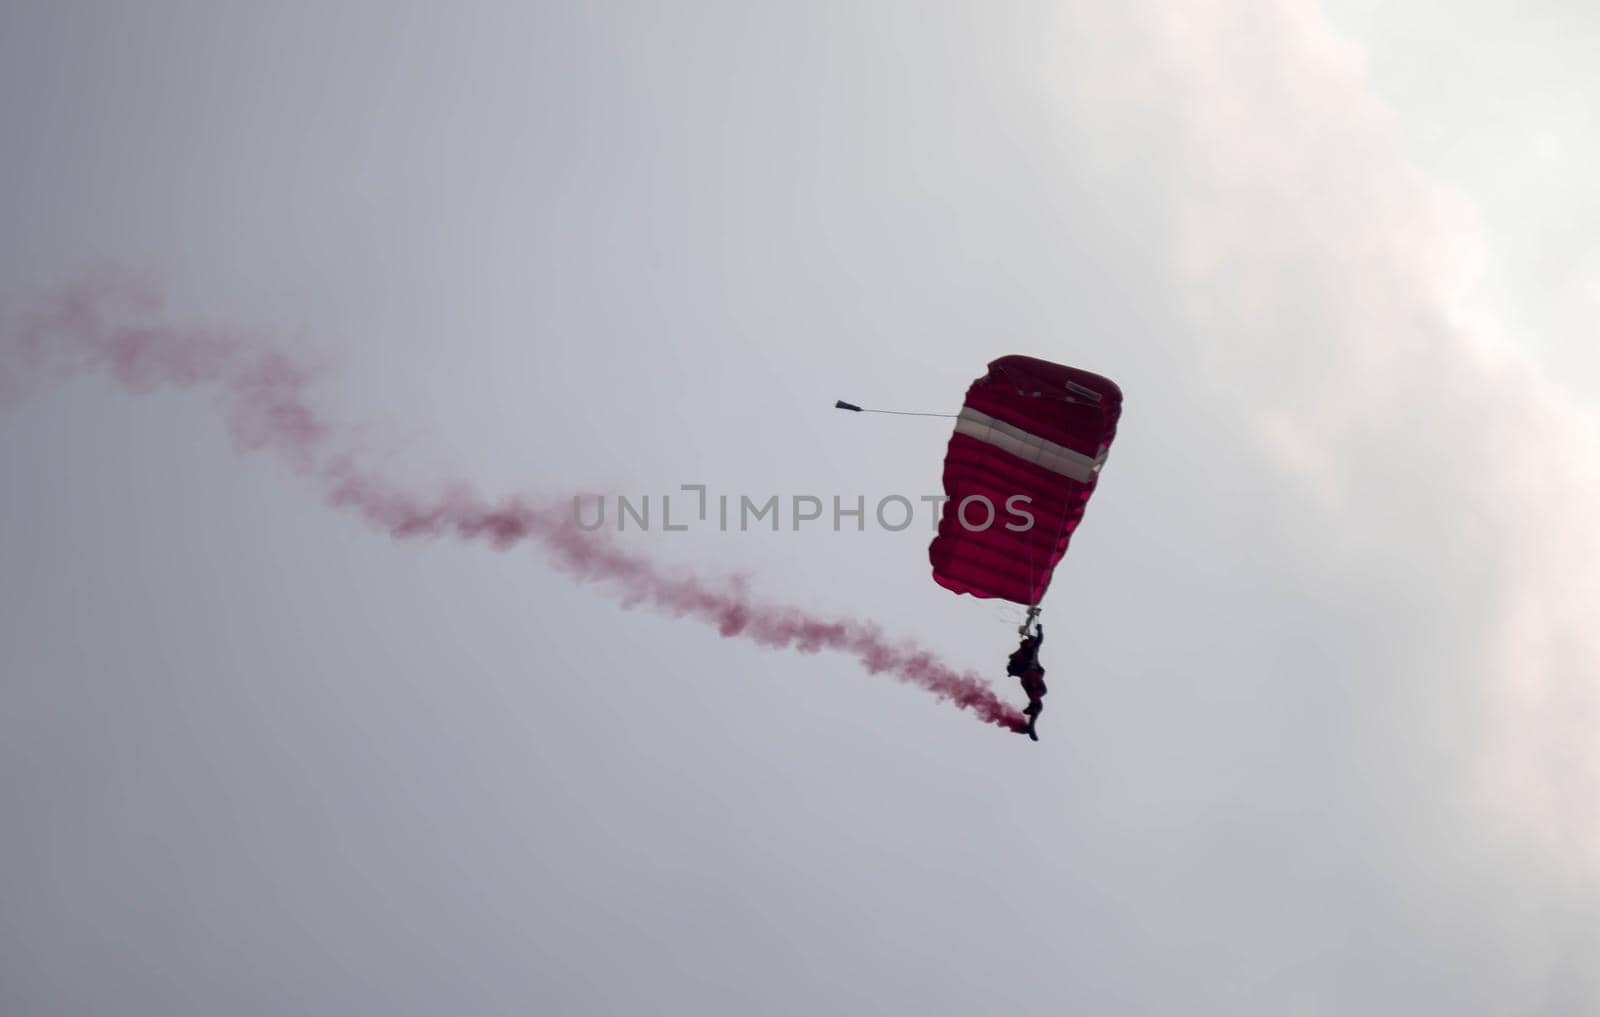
2;2;1595;1015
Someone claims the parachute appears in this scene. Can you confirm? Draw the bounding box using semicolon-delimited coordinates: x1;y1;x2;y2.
927;356;1123;614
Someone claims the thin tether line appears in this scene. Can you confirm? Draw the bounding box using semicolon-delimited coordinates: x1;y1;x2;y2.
856;407;958;418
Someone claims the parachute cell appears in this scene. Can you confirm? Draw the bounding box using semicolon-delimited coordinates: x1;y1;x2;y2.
928;356;1123;606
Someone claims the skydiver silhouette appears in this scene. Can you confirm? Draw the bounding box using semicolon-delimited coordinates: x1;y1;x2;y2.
1007;624;1046;740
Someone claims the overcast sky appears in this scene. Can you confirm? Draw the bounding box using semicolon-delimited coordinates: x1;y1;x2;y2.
2;2;1595;1015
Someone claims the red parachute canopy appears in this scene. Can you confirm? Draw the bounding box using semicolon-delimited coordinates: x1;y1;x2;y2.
928;356;1123;607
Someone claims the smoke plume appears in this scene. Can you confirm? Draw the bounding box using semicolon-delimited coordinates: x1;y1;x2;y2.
3;271;1028;734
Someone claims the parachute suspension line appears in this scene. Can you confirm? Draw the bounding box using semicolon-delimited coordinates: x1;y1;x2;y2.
1023;511;1040;633
1020;498;1073;637
834;400;957;419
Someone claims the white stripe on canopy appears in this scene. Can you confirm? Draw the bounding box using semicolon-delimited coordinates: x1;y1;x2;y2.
953;407;1105;483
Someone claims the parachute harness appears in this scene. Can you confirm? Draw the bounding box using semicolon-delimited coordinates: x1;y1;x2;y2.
1018;604;1041;637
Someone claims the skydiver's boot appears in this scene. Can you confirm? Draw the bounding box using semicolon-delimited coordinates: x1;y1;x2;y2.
1024;701;1041;741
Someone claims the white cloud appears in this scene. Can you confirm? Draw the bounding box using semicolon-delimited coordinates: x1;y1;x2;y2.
1076;0;1599;874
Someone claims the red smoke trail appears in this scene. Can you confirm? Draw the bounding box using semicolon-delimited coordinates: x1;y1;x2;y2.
4;272;1028;733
